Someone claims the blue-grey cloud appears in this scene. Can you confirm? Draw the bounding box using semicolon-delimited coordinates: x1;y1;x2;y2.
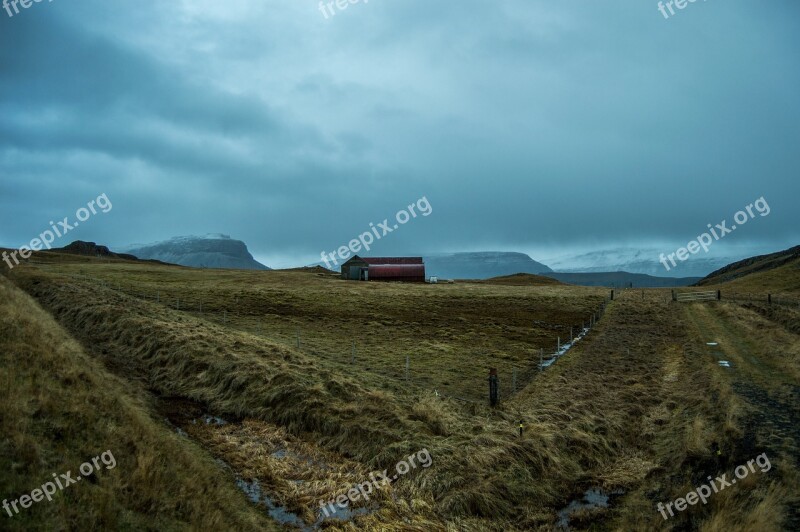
1;0;798;269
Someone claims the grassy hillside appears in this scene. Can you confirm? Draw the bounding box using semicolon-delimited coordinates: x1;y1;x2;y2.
696;245;800;292
0;275;279;530
2;251;798;530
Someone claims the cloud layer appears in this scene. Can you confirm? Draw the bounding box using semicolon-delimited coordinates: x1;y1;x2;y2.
1;0;798;267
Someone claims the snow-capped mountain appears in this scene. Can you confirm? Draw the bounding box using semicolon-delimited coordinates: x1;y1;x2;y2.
542;246;776;278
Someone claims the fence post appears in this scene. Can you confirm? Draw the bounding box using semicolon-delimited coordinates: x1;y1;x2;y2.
176;298;180;311
296;330;300;349
157;291;160;303
768;294;772;305
405;355;410;380
488;368;499;407
540;349;543;372
717;290;721;301
570;327;573;343
351;342;356;364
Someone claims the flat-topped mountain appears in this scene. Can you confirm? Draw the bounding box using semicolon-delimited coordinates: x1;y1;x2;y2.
422;251;552;280
124;234;269;270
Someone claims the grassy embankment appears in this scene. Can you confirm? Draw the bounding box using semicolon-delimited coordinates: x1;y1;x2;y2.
0;274;280;530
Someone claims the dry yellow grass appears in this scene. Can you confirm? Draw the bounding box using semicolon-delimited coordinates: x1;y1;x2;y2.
2;252;798;530
0;275;280;530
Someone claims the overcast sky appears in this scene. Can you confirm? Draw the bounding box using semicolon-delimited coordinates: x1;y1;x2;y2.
1;0;798;268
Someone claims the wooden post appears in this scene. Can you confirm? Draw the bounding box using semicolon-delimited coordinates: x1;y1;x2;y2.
296;330;300;349
717;290;721;301
570;327;573;342
488;368;499;407
539;349;543;372
223;310;227;323
610;289;614;301
768;294;772;305
642;289;644;300
405;355;410;380
157;291;160;303
199;301;202;314
176;298;180;311
557;337;561;352
351;342;356;364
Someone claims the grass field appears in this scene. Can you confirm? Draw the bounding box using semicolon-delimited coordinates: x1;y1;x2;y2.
1;250;798;530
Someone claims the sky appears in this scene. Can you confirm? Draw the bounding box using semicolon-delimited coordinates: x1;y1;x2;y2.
1;0;798;269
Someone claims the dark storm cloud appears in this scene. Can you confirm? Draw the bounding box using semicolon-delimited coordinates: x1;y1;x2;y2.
1;0;798;268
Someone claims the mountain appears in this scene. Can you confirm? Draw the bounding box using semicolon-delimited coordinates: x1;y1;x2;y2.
543;271;702;288
422;252;552;280
123;234;270;270
543;246;778;279
695;245;800;290
54;241;140;261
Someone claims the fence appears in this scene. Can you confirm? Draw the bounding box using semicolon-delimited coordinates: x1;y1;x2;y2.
673;290;720;302
671;289;800;307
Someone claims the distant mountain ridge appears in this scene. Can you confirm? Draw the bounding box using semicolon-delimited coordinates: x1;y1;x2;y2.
422;252;552;279
124;234;270;270
543;246;777;279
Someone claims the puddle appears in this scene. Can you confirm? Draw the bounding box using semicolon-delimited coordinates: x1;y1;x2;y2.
160;404;371;529
557;488;622;530
541;328;589;368
237;478;310;530
707;342;719;346
719;361;732;368
313;501;373;527
199;415;228;426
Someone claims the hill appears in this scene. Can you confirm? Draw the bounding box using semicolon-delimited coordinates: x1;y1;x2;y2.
124;234;270;270
696;245;800;292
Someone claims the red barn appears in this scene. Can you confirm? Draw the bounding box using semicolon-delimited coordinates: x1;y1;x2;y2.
340;256;425;282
